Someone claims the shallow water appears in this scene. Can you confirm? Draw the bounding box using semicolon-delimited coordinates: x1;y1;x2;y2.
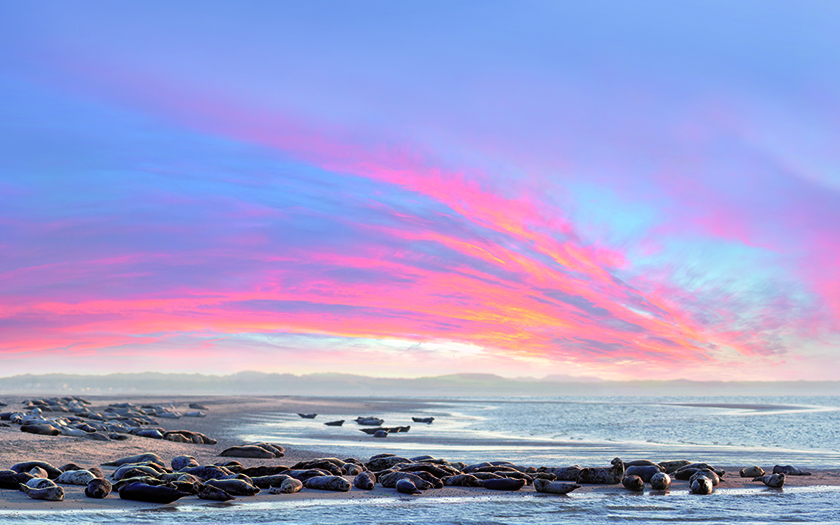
5;486;840;524
240;395;840;467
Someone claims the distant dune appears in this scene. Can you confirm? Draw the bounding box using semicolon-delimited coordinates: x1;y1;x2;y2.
0;372;838;396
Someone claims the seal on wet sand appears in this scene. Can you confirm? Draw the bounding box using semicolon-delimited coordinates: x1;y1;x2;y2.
533;479;580;494
198;485;235;501
539;466;582;481
205;479;260;496
773;465;811;476
443;474;482;488
354;471;376;490
396;478;421;494
690;475;714;495
56;470;96;486
576;458;624;485
624;465;663;483
19;481;64;501
622;475;644;492
119;482;185;504
649;472;672;491
269;477;303;494
481;477;526;491
304;475;351;492
102;454;165;468
219;446;276;459
298;413;317;419
324;420;345;426
740;466;765;477
754;473;785;488
85;478;113;499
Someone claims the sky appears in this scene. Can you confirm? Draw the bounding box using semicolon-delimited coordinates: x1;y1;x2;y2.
1;1;839;380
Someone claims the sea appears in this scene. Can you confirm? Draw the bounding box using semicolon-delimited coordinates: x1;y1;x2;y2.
5;395;840;524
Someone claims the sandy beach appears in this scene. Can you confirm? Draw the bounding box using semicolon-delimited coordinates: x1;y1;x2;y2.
2;394;838;512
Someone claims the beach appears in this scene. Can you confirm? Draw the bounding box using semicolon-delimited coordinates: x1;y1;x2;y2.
2;394;839;521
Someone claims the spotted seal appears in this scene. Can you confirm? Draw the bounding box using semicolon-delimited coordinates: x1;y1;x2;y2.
10;461;62;479
754;473;785;488
649;472;672;491
205;479;260;496
198;485;235;501
85;478;113;499
689;470;720;486
622;475;644;492
269;476;303;494
773;465;811;476
304;475;351;492
19;481;64;501
56;470;96;486
102;453;165;468
443;474;482;487
533;479;580;494
689;475;714;495
171;455;199;471
539;465;583;481
576;458;624;485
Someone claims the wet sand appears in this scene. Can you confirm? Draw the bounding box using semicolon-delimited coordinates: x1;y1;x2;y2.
1;394;838;511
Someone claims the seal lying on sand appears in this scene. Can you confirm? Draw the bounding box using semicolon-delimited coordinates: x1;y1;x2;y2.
773;465;811;476
56;470;96;486
533;479;580;494
396;478;421;494
298;413;317;419
85;478;113;499
19;481;64;501
219;446;276;459
0;470;34;490
649;472;672;491
324;420;344;426
268;476;303;494
10;461;62;479
304;475;351;492
443;474;482;488
481;478;526;491
119;482;185;504
577;458;624;485
205;479;260;496
539;466;582;481
102;454;165;468
354;471;376;490
690;475;714;495
622;475;644;492
198;485;235;501
740;466;765;477
624;465;663;482
754;473;785;488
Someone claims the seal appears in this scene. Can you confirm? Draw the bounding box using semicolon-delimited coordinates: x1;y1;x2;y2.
304;475;351;492
102;453;165;468
624;465;663;483
251;474;296;489
624;460;660;468
19;481;64;501
26;478;56;489
324;420;344;426
85;478;113;499
29;467;48;479
21;423;61;436
365;455;412;471
242;466;291;478
649;472;672;491
443;474;482;487
622;474;644;492
118;481;185;504
354;471;376;490
658;460;692;473
56;470;96;486
773;465;811;476
180;465;233;481
114;465;163;481
576;458;624;485
172;455;199;471
269;477;303;494
533;479;580;494
373;430;389;438
11;461;63;479
689;475;714;495
740;466;765;477
539;466;583;481
205;479;260;496
198;485;235;501
355;417;384;426
379;472;432;489
396;478;421;494
688;469;720;486
219;446;276;459
343;463;364;476
0;470;33;490
481;477;526;491
298;413;317;419
412;417;435;424
754;473;785;488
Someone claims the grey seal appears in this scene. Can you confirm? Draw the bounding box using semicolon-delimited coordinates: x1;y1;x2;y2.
354;471;376;490
198;485;235;501
754;473;785;488
577;458;624;485
324;420;344;426
690;475;714;495
773;465;811;476
649;472;672;491
205;479;260;496
118;481;185;504
304;475;351;492
539;465;583;481
172;456;199;471
85;478;113;499
219;446;276;459
11;461;63;479
624;465;663;482
443;474;482;487
298;413;317;419
0;470;34;490
622;474;644;492
412;417;435;424
102;453;165;468
396;478;421;494
481;478;526;491
533;479;580;494
19;481;64;501
740;466;765;477
689;470;720;486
